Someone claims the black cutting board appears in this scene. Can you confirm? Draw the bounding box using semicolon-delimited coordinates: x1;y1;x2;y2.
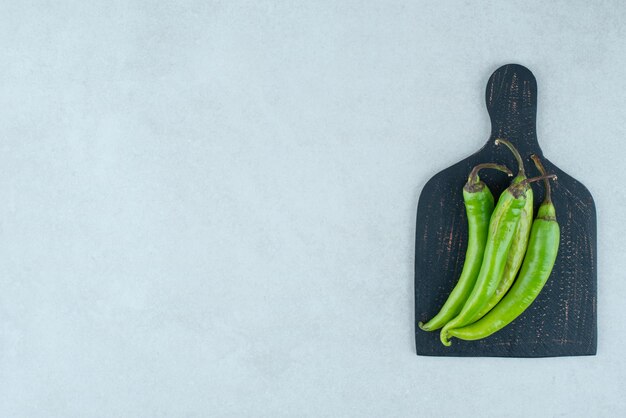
414;64;597;357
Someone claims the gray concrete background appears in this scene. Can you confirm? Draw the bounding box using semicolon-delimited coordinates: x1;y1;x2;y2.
1;1;625;417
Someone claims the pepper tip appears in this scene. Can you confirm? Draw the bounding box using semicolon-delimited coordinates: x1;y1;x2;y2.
440;328;452;347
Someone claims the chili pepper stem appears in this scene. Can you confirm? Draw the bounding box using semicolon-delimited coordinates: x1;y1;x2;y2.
510;174;557;198
521;174;557;186
464;163;513;193
495;139;525;176
531;154;553;204
467;163;513;184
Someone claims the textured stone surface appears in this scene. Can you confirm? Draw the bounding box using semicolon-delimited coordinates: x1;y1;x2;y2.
0;1;624;417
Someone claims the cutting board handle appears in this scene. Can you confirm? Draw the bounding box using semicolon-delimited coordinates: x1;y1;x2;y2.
485;64;542;157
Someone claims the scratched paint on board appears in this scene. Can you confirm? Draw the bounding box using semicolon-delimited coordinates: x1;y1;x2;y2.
414;64;597;357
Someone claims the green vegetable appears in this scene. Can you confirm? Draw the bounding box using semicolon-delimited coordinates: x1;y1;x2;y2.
418;163;512;331
440;167;555;346
474;139;533;321
446;155;559;342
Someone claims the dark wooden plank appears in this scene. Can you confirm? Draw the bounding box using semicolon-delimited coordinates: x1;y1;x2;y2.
415;64;597;357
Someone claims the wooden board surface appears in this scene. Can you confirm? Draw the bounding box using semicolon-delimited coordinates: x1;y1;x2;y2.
414;64;597;357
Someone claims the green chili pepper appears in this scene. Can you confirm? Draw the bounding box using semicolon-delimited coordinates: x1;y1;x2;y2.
473;139;533;321
440;171;555;346
446;155;559;343
418;163;513;332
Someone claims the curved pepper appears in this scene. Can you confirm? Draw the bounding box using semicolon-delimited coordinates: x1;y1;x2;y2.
440;167;555;346
447;155;559;342
474;139;534;321
418;163;512;331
